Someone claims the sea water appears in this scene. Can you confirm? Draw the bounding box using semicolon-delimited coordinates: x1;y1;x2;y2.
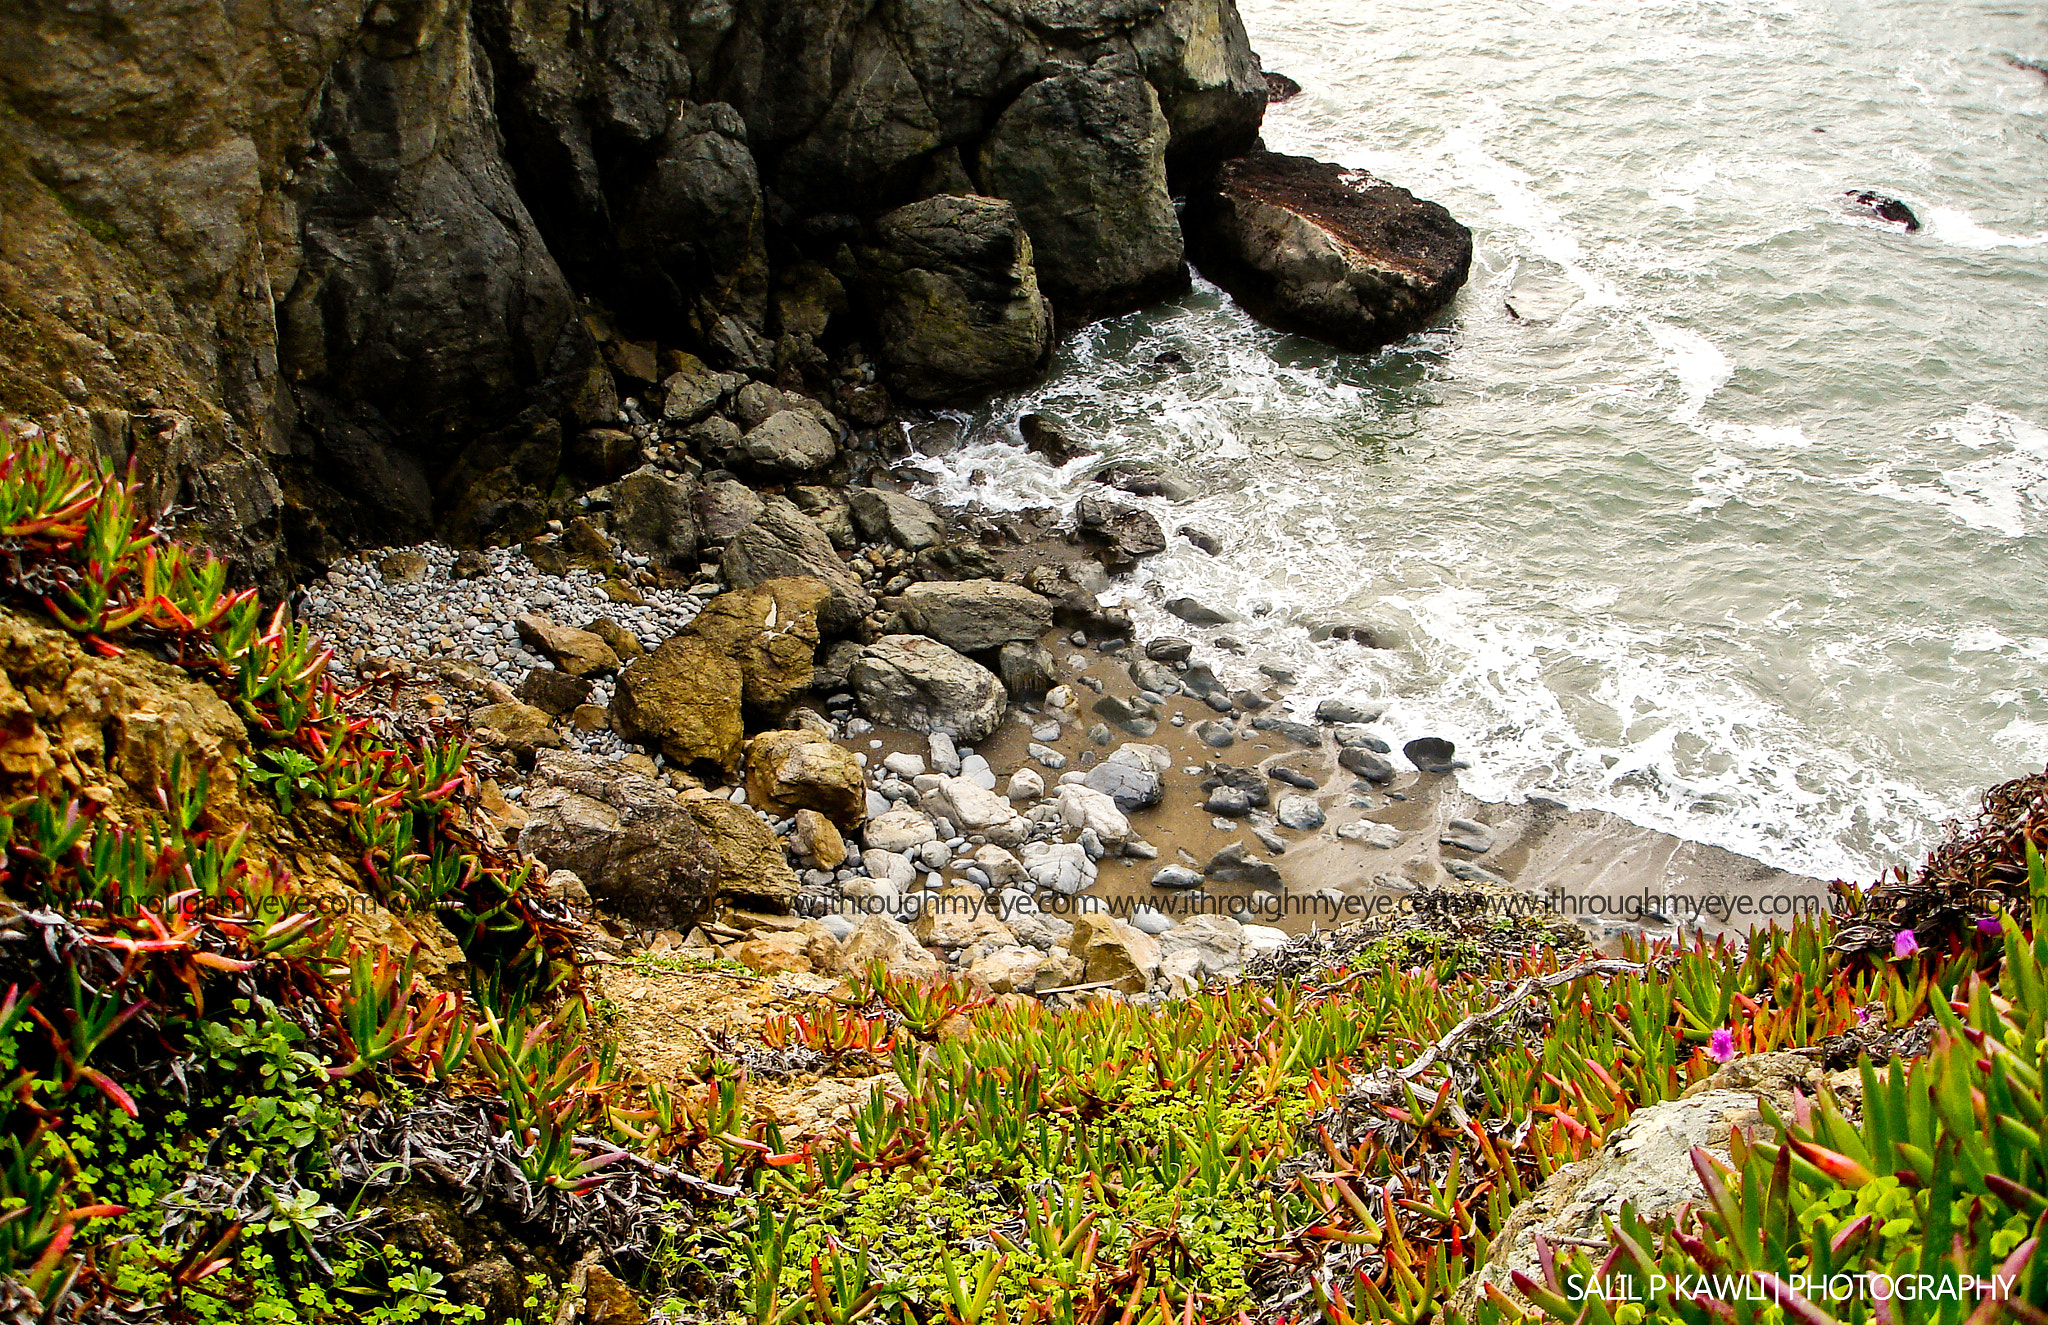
910;0;2048;883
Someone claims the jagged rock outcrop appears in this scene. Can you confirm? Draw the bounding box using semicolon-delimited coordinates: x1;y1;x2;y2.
0;0;1267;576
1185;152;1474;353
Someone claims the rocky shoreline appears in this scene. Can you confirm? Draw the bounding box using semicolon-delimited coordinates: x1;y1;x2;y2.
301;407;1831;1001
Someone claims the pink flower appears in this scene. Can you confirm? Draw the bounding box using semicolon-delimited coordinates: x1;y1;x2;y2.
1893;929;1920;959
1709;1027;1736;1063
1977;914;2004;936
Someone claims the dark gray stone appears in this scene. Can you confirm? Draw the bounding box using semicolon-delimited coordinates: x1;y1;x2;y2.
1316;698;1386;725
849;488;945;552
979;56;1187;321
1093;460;1198;502
1405;736;1459;774
891;579;1053;653
1203;843;1281;888
1075;495;1167;570
1251;715;1323;748
1019;412;1094;464
848;195;1053;403
1339;746;1396;783
1165;597;1239;626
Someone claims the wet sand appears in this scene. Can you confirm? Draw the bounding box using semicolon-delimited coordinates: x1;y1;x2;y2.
852;633;1835;944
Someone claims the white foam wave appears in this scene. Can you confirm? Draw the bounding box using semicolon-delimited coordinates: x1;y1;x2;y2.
1920;206;2048;250
1642;318;1735;422
1688;451;1752;512
1852;405;2048;537
1438;110;1627;311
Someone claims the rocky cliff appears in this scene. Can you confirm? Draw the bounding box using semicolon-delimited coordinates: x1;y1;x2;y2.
0;0;1265;584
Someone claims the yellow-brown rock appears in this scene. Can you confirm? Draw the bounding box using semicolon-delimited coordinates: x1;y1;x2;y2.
686;576;831;713
609;636;745;775
743;728;866;829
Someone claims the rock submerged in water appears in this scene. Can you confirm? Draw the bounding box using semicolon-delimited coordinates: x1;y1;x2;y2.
1184;151;1473;354
1262;70;1303;103
1844;189;1920;232
1165;597;1238;626
1019;412;1094;464
1404;736;1459;774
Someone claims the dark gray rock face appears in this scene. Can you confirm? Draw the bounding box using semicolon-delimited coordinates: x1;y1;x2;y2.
610;104;773;370
282;9;597;549
0;0;1263;576
979;58;1188;320
699;0;1265;221
1185;151;1473;353
608;467;700;567
848;195;1052;403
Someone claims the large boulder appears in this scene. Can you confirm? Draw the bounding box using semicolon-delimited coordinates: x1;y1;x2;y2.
841;915;942;980
720;497;875;636
912;883;1013;951
1451;1081;1784;1316
1184;152;1473;353
609;637;745;775
1074;495;1167;570
744;729;867;829
1157;915;1247;989
979;58;1188;321
1056;784;1132;847
519;752;798;925
513;614;619;677
890;579;1052;654
608;467;701;568
1082;744;1165;811
849;195;1053;403
1128;0;1268;172
735;410;839;476
849;489;945;553
922;775;1029;848
685;793;802;909
848;635;1007;741
468;702;563;762
686;577;832;713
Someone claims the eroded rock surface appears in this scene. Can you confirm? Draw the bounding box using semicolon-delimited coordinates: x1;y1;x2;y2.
1186;151;1472;353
